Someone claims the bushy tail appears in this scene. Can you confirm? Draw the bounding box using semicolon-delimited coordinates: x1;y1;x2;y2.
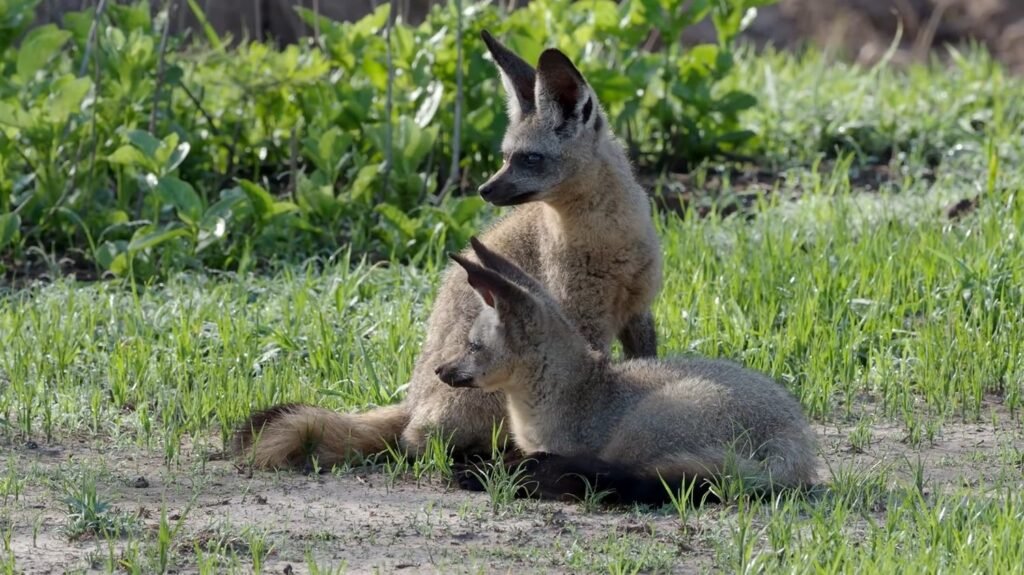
233;403;410;470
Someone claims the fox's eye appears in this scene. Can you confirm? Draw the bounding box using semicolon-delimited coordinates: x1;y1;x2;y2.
513;152;544;170
468;341;482;354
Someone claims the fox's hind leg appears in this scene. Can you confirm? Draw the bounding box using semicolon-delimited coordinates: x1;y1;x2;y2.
618;311;658;358
453;452;715;506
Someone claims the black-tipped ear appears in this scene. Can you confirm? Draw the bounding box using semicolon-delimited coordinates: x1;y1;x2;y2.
481;30;536;121
536;49;589;131
450;251;526;311
468;237;545;294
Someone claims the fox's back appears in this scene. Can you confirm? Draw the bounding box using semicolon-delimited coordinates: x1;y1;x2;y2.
601;358;811;465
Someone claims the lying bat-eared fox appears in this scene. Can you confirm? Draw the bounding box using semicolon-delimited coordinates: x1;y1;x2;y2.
437;238;818;505
233;30;663;469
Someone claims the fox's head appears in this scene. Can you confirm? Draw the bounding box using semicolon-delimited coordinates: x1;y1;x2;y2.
434;237;587;392
477;30;610;207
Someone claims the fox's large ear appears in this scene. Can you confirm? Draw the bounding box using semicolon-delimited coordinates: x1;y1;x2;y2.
468;237;545;295
450;252;530;313
481;30;536;122
535;49;600;138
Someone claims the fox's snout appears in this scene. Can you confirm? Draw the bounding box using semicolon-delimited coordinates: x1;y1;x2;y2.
478;174;539;207
435;362;475;388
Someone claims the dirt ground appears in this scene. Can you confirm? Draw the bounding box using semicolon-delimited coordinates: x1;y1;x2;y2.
4;407;1021;574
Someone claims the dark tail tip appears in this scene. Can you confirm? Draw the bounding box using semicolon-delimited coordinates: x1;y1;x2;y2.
231;403;302;454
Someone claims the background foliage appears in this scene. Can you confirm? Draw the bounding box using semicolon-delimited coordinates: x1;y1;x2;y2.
0;0;770;279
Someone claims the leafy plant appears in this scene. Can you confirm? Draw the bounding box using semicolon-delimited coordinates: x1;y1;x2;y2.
0;0;771;278
62;473;138;540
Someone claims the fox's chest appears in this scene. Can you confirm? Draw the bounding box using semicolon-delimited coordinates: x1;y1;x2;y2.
507;403;592;456
507;405;546;453
541;245;658;327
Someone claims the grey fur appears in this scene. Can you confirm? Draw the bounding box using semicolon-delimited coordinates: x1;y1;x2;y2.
441;240;818;489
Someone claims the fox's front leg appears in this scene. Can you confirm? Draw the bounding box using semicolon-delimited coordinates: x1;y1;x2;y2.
452;453;543;496
618;311;658;359
453;452;677;504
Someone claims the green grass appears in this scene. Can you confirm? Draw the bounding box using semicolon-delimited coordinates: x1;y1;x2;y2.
2;46;1024;573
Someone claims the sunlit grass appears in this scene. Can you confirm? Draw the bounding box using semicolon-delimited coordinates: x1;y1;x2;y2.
1;46;1023;573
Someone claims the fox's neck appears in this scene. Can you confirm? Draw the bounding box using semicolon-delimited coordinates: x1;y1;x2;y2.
539;140;647;236
504;347;614;454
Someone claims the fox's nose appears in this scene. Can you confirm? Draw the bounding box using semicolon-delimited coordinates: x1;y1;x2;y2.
477;182;496;201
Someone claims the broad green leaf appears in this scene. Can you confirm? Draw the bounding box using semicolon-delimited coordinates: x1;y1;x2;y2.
307;127;353;177
62;8;96;47
237;179;275;220
0;101;32;129
164;141;191;174
197;215;227;253
716;91;758;114
95;241;124;270
375;203;419;240
98;218;145;244
271;201;300;216
156;176;203;224
585;69;636;105
0;213;20;247
671;0;711;29
394;117;436;173
465;107;496;139
297;174;338;218
16;25;70;80
153;133;180;170
127;226;190;252
55;207;91;243
449;196;486;224
352;4;390;36
48;75;92;123
361;57;388;90
126;130;161;159
106;145;151;169
349;164;380;203
108;2;151;33
502;30;542;66
294;6;340;37
684;45;720;72
164;64;184;86
108;253;130;276
414;81;444;128
323;128;353;162
101;209;129;227
204;191;247;222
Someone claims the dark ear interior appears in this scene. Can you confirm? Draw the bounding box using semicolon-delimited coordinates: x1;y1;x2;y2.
536;49;585;121
449;252;524;311
481;30;536;116
468;236;545;294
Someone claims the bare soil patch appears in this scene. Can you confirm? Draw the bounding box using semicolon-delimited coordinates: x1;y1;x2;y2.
4;408;1021;574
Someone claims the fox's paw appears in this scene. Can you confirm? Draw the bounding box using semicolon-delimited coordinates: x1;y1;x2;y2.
451;463;487;491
